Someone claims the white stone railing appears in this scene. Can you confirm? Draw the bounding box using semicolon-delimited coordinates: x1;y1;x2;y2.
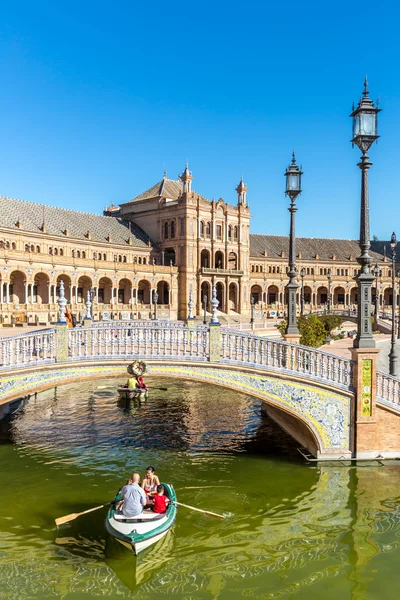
68;325;210;362
0;329;55;369
377;371;400;410
221;329;354;390
88;319;191;328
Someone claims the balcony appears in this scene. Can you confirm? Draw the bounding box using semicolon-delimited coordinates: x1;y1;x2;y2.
201;267;244;276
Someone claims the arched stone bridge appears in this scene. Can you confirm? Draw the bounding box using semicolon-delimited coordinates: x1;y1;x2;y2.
0;321;399;460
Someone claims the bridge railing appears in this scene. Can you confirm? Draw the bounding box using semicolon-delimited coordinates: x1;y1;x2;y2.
0;329;55;369
377;371;400;409
221;329;353;389
68;324;209;361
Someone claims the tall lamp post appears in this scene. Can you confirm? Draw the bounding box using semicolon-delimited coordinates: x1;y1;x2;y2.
389;232;398;376
398;270;400;339
373;264;380;331
284;152;303;337
300;268;305;316
153;290;158;320
350;78;381;348
327;269;332;313
203;294;208;325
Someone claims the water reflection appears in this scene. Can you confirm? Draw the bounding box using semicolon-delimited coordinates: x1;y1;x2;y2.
1;378;400;598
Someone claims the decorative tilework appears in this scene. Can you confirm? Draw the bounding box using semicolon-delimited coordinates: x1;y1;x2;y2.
362;359;372;417
0;362;351;453
209;324;220;362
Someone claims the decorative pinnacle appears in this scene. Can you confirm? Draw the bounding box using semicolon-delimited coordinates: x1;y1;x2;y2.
57;280;67;324
188;289;194;319
291;150;296;164
363;75;369;97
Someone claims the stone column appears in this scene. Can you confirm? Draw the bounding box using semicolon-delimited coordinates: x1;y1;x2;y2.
6;283;10;304
0;283;3;304
25;282;29;304
350;347;380;458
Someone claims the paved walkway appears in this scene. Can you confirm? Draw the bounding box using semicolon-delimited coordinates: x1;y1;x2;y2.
320;334;395;374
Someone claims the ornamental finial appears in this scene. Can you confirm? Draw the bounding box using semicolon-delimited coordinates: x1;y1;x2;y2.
57;280;67;324
210;283;219;324
363;75;369;97
291;150;296;164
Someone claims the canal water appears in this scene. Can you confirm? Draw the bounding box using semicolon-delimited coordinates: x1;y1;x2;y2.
1;378;400;599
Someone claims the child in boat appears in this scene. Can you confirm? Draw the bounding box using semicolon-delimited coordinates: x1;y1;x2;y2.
142;466;160;504
152;484;170;514
136;375;148;390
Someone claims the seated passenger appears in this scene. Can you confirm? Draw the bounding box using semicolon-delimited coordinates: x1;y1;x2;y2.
125;376;137;389
136;375;148;390
120;473;147;517
142;466;160;504
152;484;170;514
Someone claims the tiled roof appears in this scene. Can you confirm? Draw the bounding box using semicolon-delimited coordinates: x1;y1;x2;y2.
128;178;183;203
0;196;151;248
250;234;385;261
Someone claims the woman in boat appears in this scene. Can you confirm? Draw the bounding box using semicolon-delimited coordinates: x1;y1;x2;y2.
141;466;160;504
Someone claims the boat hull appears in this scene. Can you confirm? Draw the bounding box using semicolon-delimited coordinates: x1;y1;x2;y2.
117;386;148;400
105;483;177;556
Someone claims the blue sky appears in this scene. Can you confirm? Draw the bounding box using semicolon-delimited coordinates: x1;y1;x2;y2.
0;0;398;240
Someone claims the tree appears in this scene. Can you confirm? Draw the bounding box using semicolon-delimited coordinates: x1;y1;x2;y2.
276;314;329;347
319;314;343;337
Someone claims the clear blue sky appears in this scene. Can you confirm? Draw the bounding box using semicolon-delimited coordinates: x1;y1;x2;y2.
0;0;398;240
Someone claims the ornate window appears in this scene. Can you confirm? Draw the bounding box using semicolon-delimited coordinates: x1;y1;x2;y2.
170;221;175;239
164;222;169;239
233;226;238;241
206;222;211;239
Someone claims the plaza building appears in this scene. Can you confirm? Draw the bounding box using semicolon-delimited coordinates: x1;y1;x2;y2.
0;164;394;325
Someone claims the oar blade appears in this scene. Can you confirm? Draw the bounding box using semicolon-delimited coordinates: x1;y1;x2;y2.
55;513;78;526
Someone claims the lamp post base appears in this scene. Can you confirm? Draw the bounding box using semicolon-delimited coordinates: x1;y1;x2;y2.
283;333;301;345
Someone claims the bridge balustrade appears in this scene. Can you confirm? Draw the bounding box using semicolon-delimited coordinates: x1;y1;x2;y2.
377;371;400;409
0;329;55;369
221;330;353;389
68;324;209;361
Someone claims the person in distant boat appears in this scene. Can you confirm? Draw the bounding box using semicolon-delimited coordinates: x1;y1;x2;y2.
125;375;137;390
142;466;160;504
152;484;170;514
120;473;147;517
136;375;148;390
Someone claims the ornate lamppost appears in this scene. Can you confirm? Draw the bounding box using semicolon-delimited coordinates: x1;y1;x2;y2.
327;269;332;313
373;264;380;330
350;78;381;348
250;295;255;323
398;270;400;339
284;152;303;337
153;290;158;320
203;294;208;325
389;233;398;376
300;268;305;316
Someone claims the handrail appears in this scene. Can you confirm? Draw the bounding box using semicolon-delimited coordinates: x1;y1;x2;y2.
377;370;400;408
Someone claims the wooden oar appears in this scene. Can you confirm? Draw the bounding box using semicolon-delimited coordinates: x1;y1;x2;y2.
174;501;225;519
55;502;111;527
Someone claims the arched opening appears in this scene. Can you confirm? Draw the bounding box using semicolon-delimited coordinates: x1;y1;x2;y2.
350;287;358;307
317;286;328;306
200;221;205;237
228;282;238;312
384;287;394;307
200;249;210;268
304;286;312;307
164;248;176;266
201;281;211;309
118;278;131;305
333;286;345;306
157;281;170;304
206;222;211;239
34;273;50;304
216;282;225;312
98;277;113;305
228;252;237;270
77;276;92;304
9;270;26;304
57;274;72;303
215;251;224;269
268;285;279;306
251;284;262;305
138;280;151;304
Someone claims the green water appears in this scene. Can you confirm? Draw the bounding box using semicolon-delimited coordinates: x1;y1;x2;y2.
1;378;400;599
